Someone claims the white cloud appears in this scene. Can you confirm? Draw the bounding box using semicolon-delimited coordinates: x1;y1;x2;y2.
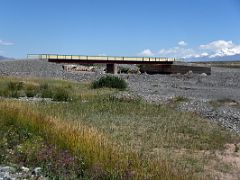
201;52;209;56
200;40;240;58
0;39;14;46
138;40;240;59
200;40;234;50
159;47;179;54
178;41;188;46
98;53;107;56
158;47;196;58
138;49;155;56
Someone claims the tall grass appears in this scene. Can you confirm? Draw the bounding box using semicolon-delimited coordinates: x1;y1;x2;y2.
0;100;181;179
0;78;73;101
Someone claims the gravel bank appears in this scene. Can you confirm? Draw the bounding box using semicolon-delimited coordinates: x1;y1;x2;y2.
0;59;240;133
0;59;100;82
125;68;240;133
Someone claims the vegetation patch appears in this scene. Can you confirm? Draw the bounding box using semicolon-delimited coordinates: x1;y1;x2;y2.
0;78;72;101
91;75;127;90
209;98;240;108
52;88;70;101
0;112;85;178
172;96;188;103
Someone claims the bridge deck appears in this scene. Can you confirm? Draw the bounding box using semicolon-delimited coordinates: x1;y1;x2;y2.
28;54;176;64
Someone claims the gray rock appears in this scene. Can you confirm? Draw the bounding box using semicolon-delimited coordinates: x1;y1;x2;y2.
0;165;46;179
200;73;207;77
0;166;16;173
20;166;29;173
32;167;42;176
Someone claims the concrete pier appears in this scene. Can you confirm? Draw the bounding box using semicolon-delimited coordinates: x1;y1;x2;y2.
106;64;117;74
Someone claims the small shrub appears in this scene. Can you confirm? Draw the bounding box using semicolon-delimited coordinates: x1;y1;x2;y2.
209;98;239;108
53;88;70;101
39;83;53;98
40;89;53;98
10;90;21;98
40;83;49;90
173;96;188;103
7;81;24;91
0;88;9;97
5;81;24;98
25;84;38;97
26;90;36;97
91;76;127;90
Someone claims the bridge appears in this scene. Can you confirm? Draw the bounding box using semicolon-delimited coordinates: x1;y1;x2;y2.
28;54;176;74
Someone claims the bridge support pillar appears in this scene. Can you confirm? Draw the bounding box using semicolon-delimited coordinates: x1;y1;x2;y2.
106;64;117;74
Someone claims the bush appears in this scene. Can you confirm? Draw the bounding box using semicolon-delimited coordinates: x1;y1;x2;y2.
5;81;24;98
7;81;24;91
40;83;49;90
53;88;70;101
91;76;127;90
39;83;53;98
0;88;9;97
25;84;38;97
40;89;53;98
26;90;36;97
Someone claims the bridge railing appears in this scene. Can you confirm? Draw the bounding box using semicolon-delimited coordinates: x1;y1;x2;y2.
27;54;176;62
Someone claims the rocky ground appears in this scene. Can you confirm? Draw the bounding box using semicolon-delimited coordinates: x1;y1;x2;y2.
125;68;240;133
0;166;45;180
0;59;240;179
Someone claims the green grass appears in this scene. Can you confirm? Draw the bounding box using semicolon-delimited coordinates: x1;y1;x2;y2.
0;77;77;101
0;76;239;178
37;95;236;151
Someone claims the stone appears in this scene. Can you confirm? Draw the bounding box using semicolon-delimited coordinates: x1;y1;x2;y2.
33;167;42;176
200;73;207;77
21;166;29;173
0;166;16;173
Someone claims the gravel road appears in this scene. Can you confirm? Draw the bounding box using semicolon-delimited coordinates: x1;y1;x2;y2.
0;59;240;133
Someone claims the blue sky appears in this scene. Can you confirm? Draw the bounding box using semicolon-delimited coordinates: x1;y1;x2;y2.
1;0;240;59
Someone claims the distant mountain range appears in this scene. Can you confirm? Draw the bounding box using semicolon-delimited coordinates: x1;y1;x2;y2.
0;56;9;60
186;54;240;62
0;55;15;61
